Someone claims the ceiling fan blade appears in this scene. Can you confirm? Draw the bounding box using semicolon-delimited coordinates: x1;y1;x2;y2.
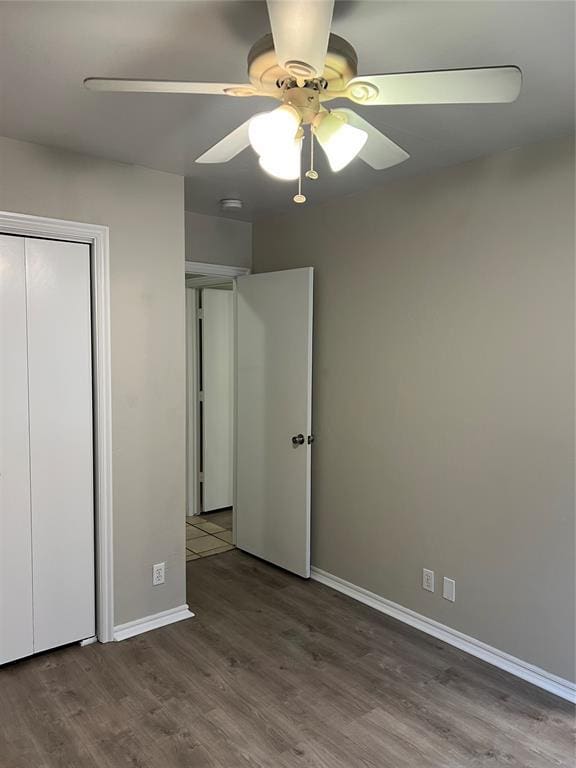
195;119;252;164
266;0;334;78
345;66;522;105
83;78;257;97
335;109;409;170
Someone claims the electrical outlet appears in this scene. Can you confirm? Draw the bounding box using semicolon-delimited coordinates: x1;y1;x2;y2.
152;562;165;586
443;577;456;602
422;568;435;592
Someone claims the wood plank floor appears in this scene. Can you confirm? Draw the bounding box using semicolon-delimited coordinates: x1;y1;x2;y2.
1;550;574;767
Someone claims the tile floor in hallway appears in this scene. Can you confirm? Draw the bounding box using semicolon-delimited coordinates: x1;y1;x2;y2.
186;508;234;561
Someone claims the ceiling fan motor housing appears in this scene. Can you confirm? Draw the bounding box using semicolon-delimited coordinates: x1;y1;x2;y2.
247;33;358;101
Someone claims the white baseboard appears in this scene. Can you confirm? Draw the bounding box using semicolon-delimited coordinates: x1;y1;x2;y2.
113;604;194;642
311;567;575;704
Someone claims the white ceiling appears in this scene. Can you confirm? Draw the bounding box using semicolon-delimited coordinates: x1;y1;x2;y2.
0;1;574;222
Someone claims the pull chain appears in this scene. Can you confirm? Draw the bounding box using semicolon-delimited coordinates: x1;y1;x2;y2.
293;137;306;204
305;124;318;180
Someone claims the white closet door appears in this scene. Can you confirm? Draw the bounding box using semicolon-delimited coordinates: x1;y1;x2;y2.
26;238;95;652
0;236;34;664
202;289;234;511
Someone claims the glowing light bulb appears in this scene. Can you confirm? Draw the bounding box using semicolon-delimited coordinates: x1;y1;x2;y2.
248;105;301;157
258;138;302;181
314;112;368;172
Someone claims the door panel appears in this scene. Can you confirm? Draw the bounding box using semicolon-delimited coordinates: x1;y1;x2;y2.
202;289;234;512
235;268;313;578
0;235;34;664
26;238;95;652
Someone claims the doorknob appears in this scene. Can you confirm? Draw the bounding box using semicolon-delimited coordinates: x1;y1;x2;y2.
292;433;305;446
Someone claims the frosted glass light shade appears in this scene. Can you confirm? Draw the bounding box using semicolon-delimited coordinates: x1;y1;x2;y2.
315;111;368;172
248;105;301;157
259;139;302;181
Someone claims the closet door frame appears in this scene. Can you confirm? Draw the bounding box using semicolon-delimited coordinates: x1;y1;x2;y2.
0;211;114;643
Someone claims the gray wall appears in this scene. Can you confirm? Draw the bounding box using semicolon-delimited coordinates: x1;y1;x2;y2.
0;136;186;626
185;210;251;268
253;136;575;682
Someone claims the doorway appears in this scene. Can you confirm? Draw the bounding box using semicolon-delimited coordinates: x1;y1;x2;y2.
184;259;314;581
185;267;239;562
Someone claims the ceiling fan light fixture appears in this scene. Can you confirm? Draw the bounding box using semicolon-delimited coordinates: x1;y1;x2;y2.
314;111;368;172
258;138;302;181
84;1;521;205
248;104;301;157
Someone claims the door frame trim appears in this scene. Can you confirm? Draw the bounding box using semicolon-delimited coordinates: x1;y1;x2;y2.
0;210;114;643
185;260;250;278
185;287;200;518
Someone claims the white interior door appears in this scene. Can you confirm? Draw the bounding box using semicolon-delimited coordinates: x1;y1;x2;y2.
202;288;234;512
26;238;95;652
0;235;34;664
235;268;313;578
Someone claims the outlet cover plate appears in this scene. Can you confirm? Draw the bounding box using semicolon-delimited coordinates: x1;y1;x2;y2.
422;568;435;592
153;562;165;586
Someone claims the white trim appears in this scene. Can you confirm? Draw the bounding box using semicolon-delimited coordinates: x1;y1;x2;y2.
113;604;194;642
185;260;250;278
80;636;98;647
185;288;200;518
311;567;576;704
232;280;238;547
0;210;114;644
186;276;236;289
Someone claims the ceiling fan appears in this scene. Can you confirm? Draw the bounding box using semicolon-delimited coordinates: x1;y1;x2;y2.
84;0;522;204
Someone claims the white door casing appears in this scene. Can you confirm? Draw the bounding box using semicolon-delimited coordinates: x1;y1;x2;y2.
235;268;313;578
186;287;199;517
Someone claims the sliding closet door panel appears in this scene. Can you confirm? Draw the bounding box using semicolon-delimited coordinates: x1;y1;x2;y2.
26;238;95;652
0;236;34;664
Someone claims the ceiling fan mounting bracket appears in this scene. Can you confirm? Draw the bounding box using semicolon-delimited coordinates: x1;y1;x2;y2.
247;33;358;100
